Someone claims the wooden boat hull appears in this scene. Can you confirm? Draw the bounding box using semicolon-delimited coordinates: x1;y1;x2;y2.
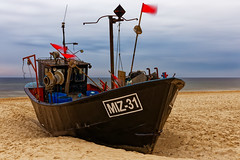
25;78;184;153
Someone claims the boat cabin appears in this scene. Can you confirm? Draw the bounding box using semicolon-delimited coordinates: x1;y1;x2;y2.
37;58;92;103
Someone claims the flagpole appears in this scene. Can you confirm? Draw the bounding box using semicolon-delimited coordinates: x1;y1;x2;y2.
130;3;144;74
138;3;144;26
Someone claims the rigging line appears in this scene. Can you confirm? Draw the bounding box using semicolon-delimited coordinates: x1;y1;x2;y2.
117;31;123;71
119;53;123;71
117;23;123;71
114;22;124;73
28;63;34;88
115;22;121;74
22;60;26;79
117;23;121;71
118;53;121;71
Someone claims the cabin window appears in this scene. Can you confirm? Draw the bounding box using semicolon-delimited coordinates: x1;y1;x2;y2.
74;68;85;82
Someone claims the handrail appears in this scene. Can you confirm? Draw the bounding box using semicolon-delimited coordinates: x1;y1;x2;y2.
83;15;116;25
83;15;137;25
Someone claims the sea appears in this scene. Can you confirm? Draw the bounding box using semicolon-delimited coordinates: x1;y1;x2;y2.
0;77;240;98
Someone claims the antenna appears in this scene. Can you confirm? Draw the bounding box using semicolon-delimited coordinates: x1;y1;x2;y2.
62;5;68;55
63;4;68;23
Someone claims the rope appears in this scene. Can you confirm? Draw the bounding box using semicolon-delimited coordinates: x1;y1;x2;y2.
118;53;123;71
28;62;34;88
22;60;26;79
115;22;124;74
115;22;120;73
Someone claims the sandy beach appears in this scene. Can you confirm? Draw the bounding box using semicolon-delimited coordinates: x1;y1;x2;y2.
0;91;239;160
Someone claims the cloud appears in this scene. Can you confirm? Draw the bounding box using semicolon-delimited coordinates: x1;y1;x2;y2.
0;0;240;77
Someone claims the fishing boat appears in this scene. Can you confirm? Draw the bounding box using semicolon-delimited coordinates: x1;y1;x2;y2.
23;4;185;153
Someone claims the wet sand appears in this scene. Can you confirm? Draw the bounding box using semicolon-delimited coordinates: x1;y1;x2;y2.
0;91;239;160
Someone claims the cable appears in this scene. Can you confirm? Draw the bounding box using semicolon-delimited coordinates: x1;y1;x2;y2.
28;61;34;88
115;22;120;73
115;22;124;74
22;60;26;79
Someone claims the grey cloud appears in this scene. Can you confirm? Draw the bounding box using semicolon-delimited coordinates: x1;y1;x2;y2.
1;0;240;77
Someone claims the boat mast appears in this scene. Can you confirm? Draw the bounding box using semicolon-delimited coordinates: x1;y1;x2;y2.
62;22;66;53
108;16;115;88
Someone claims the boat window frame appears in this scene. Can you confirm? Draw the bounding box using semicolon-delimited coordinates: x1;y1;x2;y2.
74;67;86;82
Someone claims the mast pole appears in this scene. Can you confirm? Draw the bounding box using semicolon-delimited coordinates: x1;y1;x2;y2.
109;16;115;89
83;5;137;89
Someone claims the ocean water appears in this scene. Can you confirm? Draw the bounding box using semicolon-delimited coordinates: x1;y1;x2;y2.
0;78;33;98
0;77;240;98
182;78;240;91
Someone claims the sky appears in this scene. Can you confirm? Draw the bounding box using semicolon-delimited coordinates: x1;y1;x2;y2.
0;0;240;77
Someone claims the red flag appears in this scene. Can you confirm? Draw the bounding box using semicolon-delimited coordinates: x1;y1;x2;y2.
61;53;76;59
50;43;76;59
50;43;67;53
141;3;157;14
